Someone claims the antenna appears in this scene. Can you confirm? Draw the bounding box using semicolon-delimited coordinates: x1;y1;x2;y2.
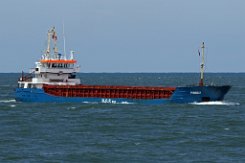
63;21;67;60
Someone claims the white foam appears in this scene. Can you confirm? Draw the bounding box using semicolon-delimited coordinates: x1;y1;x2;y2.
82;101;98;104
190;101;240;106
119;101;134;105
0;99;16;103
67;106;76;110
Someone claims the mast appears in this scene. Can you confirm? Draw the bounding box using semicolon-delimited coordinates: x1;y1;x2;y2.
45;27;58;59
199;42;205;86
45;28;51;59
51;27;58;59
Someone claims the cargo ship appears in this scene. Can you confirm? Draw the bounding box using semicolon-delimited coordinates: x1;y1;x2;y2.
15;27;231;104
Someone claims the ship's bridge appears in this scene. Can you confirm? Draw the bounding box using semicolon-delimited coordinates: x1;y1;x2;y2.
18;26;81;88
35;59;80;74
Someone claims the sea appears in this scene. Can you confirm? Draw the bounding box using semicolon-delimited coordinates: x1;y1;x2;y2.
0;73;244;163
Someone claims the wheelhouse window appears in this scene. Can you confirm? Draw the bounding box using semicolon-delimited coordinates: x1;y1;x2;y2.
19;83;25;88
32;84;37;89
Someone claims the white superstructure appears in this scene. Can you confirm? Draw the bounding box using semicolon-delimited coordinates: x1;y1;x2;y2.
18;27;80;89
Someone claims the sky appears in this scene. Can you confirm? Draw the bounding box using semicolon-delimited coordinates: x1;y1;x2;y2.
0;0;244;73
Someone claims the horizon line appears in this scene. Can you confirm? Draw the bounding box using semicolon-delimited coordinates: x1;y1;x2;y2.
0;71;244;74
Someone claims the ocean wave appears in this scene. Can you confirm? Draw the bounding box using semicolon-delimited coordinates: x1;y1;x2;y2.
190;101;240;106
67;106;76;110
0;99;16;103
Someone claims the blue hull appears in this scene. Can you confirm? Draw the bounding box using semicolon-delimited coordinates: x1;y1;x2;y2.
15;85;230;104
170;85;231;103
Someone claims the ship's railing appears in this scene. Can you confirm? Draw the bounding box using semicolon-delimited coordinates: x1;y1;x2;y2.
19;73;33;82
19;77;32;82
38;67;80;73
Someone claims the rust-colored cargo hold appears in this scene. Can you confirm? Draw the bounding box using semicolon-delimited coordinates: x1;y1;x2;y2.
43;84;176;99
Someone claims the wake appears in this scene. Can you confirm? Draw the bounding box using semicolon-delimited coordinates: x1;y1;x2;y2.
190;101;240;106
